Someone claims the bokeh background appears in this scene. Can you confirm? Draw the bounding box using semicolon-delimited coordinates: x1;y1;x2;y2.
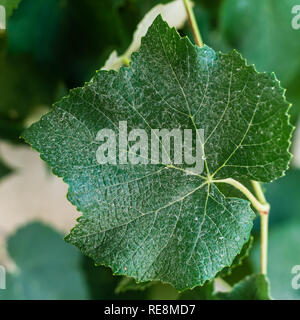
0;0;299;300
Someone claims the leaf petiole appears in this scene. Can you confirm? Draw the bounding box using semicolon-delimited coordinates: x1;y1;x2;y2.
211;178;270;214
182;0;203;47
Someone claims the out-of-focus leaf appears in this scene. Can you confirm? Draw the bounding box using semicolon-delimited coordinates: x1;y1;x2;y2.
0;0;22;17
222;257;254;287
0;119;24;143
251;221;300;300
146;282;179;299
81;257;149;300
6;0;64;64
178;281;214;300
220;0;300;124
0;53;56;142
0;55;55;121
0;222;89;299
59;0;136;84
250;169;300;233
220;0;300;87
214;274;271;300
112;0;126;9
264;169;300;226
115;277;155;294
253;171;300;299
103;0;189;70
113;276;182;299
285;73;300;125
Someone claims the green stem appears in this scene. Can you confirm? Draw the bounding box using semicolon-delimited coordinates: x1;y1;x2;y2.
183;0;203;47
260;211;268;275
212;178;270;213
251;180;267;205
251;181;269;275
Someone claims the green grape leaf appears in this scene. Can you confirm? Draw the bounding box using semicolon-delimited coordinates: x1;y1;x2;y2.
218;236;253;277
214;274;271;300
0;223;89;299
22;16;293;290
0;0;22;17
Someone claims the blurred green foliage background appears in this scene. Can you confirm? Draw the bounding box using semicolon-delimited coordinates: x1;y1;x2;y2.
0;0;300;300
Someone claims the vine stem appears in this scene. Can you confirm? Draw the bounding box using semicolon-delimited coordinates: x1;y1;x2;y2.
182;0;203;47
251;181;269;275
